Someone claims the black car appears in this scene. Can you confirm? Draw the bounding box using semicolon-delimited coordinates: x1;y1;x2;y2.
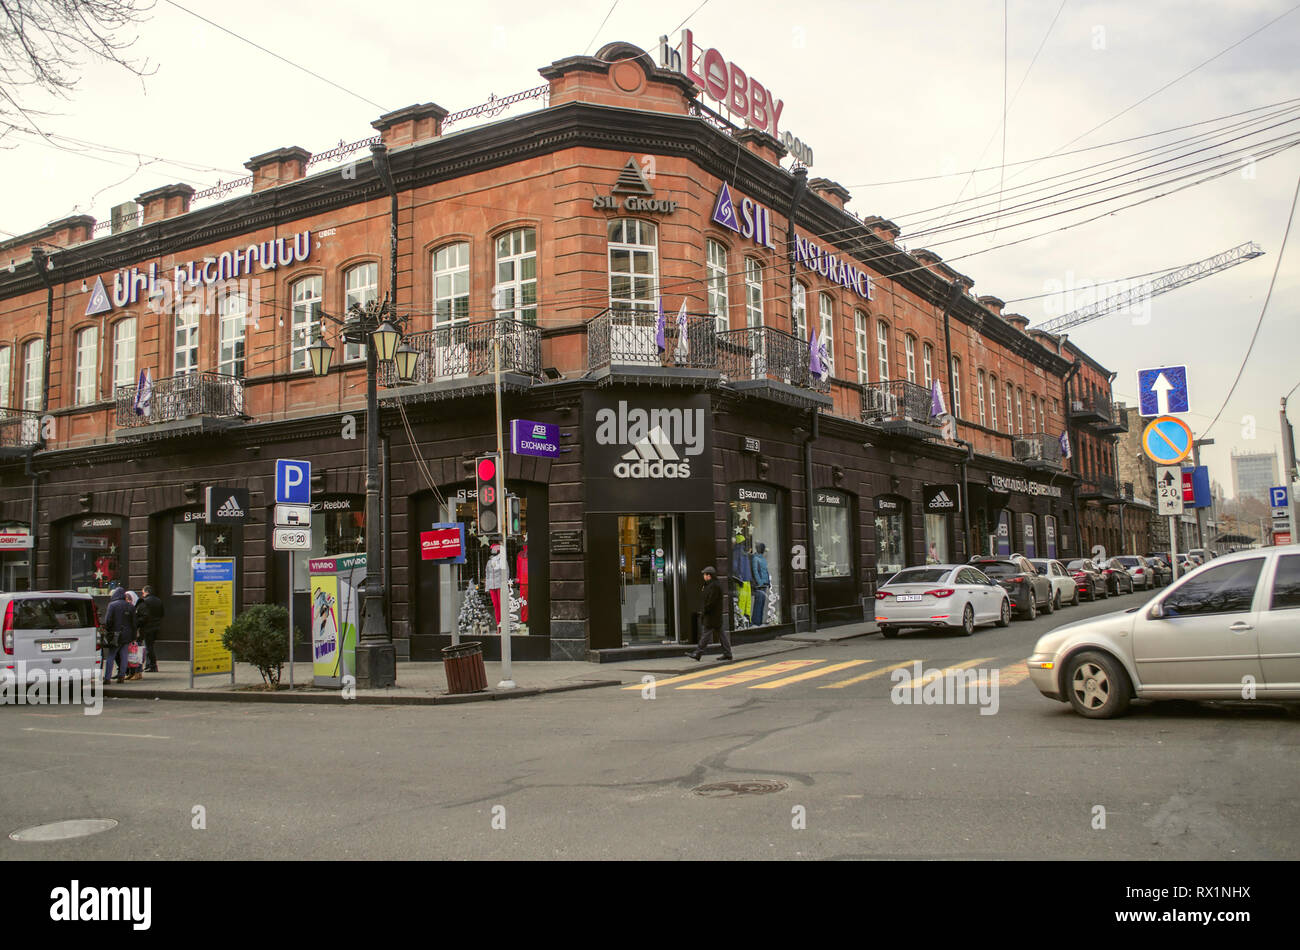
968;555;1053;620
1065;559;1108;601
1096;557;1136;595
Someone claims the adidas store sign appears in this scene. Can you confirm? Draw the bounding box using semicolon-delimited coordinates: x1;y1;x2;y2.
205;485;251;523
595;400;705;480
923;484;961;514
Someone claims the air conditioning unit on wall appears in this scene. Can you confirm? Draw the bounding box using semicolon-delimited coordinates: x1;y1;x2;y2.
1013;438;1042;460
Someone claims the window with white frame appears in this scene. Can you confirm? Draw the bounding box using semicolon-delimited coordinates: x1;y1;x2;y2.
1039;397;1047;433
792;281;808;343
23;339;43;411
608;219;658;312
0;346;11;412
112;318;136;391
978;370;987;426
1016;387;1024;434
289;277;321;373
922;342;933;389
707;239;729;332
905;335;916;383
876;320;890;383
989;375;999;430
217;291;247;378
744;257;764;327
949;355;962;418
854;310;869;384
173;299;199;376
818;293;834;373
433;243;471;326
344;262;378;362
74;326;98;406
494;228;537;324
1030;394;1039;433
1006;382;1015;434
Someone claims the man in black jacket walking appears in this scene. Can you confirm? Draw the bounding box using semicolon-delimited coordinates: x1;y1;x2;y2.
136;585;164;672
686;566;731;662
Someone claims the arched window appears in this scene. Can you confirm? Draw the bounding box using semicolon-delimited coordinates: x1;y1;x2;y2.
744;257;764;327
707;239;729;332
922;342;933;389
289;276;321;373
608;219;658;312
977;370;987;426
344;262;378;362
220;287;249;378
74;326;98;405
989;375;999;431
1006;381;1015;434
876;319;890;383
0;346;10;412
854;310;869;384
174;297;199;376
112;317;137;391
818;292;835;374
949;355;962;418
22;339;43;411
904;335;916;383
1016;387;1024;434
433;242;471;326
791;280;808;342
494;228;537;324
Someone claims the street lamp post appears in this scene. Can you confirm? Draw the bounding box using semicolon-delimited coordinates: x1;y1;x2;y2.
308;299;415;688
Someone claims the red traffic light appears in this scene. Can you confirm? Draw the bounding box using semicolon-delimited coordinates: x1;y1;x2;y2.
477;457;497;482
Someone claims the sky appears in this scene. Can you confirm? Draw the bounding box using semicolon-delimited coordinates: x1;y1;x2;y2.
3;0;1298;496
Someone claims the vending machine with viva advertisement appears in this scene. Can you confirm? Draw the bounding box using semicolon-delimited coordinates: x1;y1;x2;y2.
309;554;365;688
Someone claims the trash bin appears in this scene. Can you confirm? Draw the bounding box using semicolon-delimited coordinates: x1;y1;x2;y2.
442;641;488;694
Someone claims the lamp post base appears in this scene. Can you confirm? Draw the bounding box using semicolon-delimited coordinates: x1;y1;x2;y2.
355;641;397;689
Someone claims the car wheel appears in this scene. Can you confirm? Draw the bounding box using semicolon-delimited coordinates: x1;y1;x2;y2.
1071;587;1080;607
1065;651;1132;719
1052;590;1062;611
880;625;898;638
1021;596;1036;621
956;604;975;637
995;598;1011;627
1043;587;1055;614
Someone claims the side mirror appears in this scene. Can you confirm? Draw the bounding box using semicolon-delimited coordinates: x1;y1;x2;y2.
1147;603;1164;620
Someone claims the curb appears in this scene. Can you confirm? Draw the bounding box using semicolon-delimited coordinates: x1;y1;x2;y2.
101;678;622;706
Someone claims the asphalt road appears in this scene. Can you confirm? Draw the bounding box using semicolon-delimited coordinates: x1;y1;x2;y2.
2;585;1296;860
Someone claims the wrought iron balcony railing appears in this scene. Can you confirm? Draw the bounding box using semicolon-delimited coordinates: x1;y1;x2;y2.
1079;474;1119;499
861;379;934;426
1098;401;1129;433
115;372;245;429
1012;431;1064;465
1069;390;1114;426
586;308;720;371
380;317;541;387
0;408;42;448
716;325;830;392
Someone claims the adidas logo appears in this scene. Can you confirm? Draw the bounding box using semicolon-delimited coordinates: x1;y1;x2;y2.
613;426;692;479
928;490;955;509
215;496;245;518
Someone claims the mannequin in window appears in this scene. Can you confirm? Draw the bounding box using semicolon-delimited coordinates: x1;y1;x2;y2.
750;542;770;625
516;539;528;624
485;542;506;623
732;532;753;620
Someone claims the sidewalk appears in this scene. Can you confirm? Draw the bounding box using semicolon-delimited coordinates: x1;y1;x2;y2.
101;621;877;707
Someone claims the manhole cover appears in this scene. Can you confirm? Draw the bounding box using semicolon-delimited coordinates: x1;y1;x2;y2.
10;819;118;842
692;780;788;798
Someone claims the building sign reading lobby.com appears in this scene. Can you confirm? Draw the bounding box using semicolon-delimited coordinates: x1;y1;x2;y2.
989;474;1062;498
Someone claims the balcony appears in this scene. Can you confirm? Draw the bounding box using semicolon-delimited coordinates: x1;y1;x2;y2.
1012;431;1064;471
1069;391;1114;427
115;372;246;439
380;317;541;401
1078;474;1119;501
861;379;941;439
585;308;720;386
1097;401;1129;434
0;409;42;456
716;325;832;409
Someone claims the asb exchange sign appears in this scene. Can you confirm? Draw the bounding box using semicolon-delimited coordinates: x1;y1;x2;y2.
583;392;712;512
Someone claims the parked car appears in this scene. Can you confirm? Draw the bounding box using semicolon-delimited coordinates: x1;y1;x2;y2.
875;565;1011;637
1030;558;1080;609
968;555;1053;620
1096;557;1136;595
1028;544;1300;717
1143;554;1173;587
1065;559;1108;601
1;590;101;686
1115;555;1156;591
1188;548;1213;563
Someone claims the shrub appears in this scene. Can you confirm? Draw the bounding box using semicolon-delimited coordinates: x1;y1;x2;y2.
222;603;295;689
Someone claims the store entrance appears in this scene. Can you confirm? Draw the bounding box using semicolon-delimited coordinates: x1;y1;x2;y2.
618;514;681;643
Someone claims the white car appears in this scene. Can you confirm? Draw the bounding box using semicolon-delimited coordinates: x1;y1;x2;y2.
1115;555;1156;591
875;564;1012;637
1027;545;1300;718
1030;559;1079;609
2;591;101;687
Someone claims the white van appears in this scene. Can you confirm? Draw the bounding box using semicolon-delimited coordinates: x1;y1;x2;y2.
2;591;102;686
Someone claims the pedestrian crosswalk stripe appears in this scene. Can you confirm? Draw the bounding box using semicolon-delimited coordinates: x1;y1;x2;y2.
817;659;922;689
971;660;1030;688
748;659;871;689
902;658;994;690
677;659;823;690
620;660;763;689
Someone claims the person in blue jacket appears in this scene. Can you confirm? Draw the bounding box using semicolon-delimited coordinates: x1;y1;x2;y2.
750;542;771;626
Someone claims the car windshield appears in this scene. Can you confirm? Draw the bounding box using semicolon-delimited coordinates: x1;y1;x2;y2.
1116;557;1140;566
972;561;1018;577
886;568;951;585
1030;560;1049;572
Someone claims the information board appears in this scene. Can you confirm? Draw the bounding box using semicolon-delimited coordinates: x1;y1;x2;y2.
192;557;235;680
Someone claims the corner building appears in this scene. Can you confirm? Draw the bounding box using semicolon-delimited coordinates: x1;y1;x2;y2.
0;42;1100;661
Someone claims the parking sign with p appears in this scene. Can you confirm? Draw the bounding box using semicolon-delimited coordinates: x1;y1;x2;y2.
276;459;311;505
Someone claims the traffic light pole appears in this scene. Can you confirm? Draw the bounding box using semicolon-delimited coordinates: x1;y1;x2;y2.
493;337;515;689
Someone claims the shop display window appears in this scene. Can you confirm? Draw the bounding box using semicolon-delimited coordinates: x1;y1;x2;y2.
813;491;851;578
65;516;126;596
729;488;783;629
924;514;950;564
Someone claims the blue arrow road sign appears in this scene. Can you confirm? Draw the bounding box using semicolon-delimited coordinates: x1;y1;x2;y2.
1138;365;1189;416
1272;485;1289;508
1142;417;1193;465
276;459;311;505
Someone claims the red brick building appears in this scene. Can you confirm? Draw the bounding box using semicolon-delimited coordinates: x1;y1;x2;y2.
0;41;1115;661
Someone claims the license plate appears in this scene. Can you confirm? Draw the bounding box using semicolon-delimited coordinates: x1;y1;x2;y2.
40;641;72;652
895;594;923;602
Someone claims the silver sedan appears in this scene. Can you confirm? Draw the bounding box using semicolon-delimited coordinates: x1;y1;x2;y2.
875;565;1012;638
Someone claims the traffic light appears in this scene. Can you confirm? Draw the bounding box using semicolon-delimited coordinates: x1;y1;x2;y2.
507;494;522;536
475;454;499;535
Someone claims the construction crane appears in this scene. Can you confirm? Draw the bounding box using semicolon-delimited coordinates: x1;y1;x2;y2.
1031;241;1265;334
